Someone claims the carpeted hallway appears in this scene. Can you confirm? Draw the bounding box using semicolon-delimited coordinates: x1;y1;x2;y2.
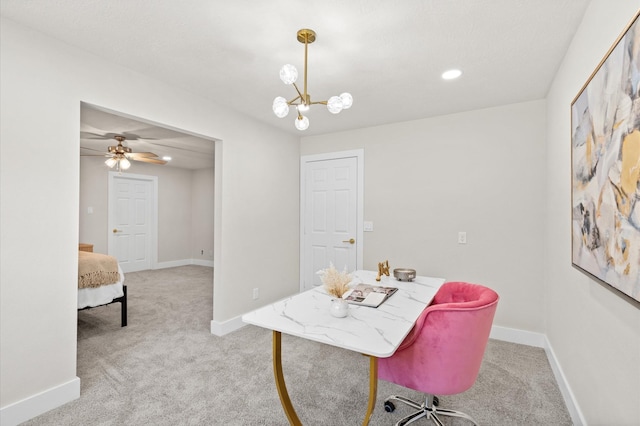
25;265;572;425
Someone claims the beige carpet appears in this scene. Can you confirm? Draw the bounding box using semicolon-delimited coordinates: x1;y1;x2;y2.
24;265;572;425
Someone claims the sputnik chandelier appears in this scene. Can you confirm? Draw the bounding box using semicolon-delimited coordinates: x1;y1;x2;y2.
273;29;353;131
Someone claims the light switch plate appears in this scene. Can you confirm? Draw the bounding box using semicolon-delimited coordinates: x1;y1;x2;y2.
364;221;374;232
458;232;467;244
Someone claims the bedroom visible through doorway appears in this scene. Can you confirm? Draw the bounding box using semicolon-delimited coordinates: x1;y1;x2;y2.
79;103;217;270
78;102;218;325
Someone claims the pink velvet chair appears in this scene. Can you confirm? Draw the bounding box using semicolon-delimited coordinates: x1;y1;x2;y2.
378;281;499;426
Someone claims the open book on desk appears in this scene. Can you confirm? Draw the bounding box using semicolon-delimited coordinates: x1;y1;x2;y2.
343;283;398;308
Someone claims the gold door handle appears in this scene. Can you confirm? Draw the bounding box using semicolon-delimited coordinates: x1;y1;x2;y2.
342;238;356;244
113;229;121;234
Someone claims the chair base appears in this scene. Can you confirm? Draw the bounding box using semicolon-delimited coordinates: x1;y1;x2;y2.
384;394;478;426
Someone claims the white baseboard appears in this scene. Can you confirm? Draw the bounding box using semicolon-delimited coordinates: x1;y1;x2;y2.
543;338;586;426
490;325;546;347
210;315;246;336
192;259;214;268
155;259;192;269
155;259;214;269
490;325;584;426
0;377;80;426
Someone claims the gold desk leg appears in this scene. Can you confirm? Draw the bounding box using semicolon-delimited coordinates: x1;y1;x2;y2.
273;331;302;426
273;331;377;426
363;355;378;426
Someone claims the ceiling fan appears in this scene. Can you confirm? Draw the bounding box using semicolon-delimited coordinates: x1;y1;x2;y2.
82;135;167;171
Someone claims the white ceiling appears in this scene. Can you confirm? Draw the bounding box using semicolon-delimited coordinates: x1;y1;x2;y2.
2;0;590;141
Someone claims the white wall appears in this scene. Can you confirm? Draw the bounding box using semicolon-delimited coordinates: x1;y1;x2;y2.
0;17;299;423
156;164;192;262
79;157;110;253
545;1;640;425
191;167;215;263
301;100;547;332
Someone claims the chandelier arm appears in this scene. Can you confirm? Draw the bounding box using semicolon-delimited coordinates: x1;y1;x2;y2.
287;94;302;105
292;82;304;100
309;101;328;105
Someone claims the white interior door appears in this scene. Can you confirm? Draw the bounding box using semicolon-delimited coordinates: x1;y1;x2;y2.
108;173;157;273
301;150;364;292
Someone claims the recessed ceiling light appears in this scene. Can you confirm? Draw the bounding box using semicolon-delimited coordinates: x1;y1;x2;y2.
162;156;172;161
442;69;462;80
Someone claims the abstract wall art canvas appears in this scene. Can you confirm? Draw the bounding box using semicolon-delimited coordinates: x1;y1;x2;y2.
571;10;640;303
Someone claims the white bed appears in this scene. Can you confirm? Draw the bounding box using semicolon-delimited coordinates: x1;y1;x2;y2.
78;264;125;309
77;252;127;326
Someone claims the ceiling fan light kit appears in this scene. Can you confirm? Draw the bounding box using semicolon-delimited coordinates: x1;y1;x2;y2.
102;135;167;171
273;29;352;131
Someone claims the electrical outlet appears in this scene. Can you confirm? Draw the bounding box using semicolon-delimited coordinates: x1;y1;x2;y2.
252;288;259;300
458;232;467;244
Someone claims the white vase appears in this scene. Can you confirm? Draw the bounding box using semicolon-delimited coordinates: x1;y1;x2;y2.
330;298;349;318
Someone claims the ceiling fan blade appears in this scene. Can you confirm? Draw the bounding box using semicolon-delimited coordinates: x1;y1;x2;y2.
121;129;160;140
127;152;158;158
132;157;167;165
80;131;111;140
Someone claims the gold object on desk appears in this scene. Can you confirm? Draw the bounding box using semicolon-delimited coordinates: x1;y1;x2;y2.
376;260;390;281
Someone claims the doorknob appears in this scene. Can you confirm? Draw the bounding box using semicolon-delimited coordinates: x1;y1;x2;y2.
342;238;356;244
113;228;121;234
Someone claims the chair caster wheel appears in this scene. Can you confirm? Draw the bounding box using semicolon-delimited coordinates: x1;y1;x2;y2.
384;401;396;412
433;396;439;406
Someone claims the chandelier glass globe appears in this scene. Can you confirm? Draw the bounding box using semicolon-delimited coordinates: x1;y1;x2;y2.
327;96;344;114
295;115;309;131
339;92;353;109
273;96;290;118
280;64;298;85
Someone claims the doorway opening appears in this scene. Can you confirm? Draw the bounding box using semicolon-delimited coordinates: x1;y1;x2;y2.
79;102;217;267
78;101;219;340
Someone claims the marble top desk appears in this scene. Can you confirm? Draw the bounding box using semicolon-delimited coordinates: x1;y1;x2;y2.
242;270;445;425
